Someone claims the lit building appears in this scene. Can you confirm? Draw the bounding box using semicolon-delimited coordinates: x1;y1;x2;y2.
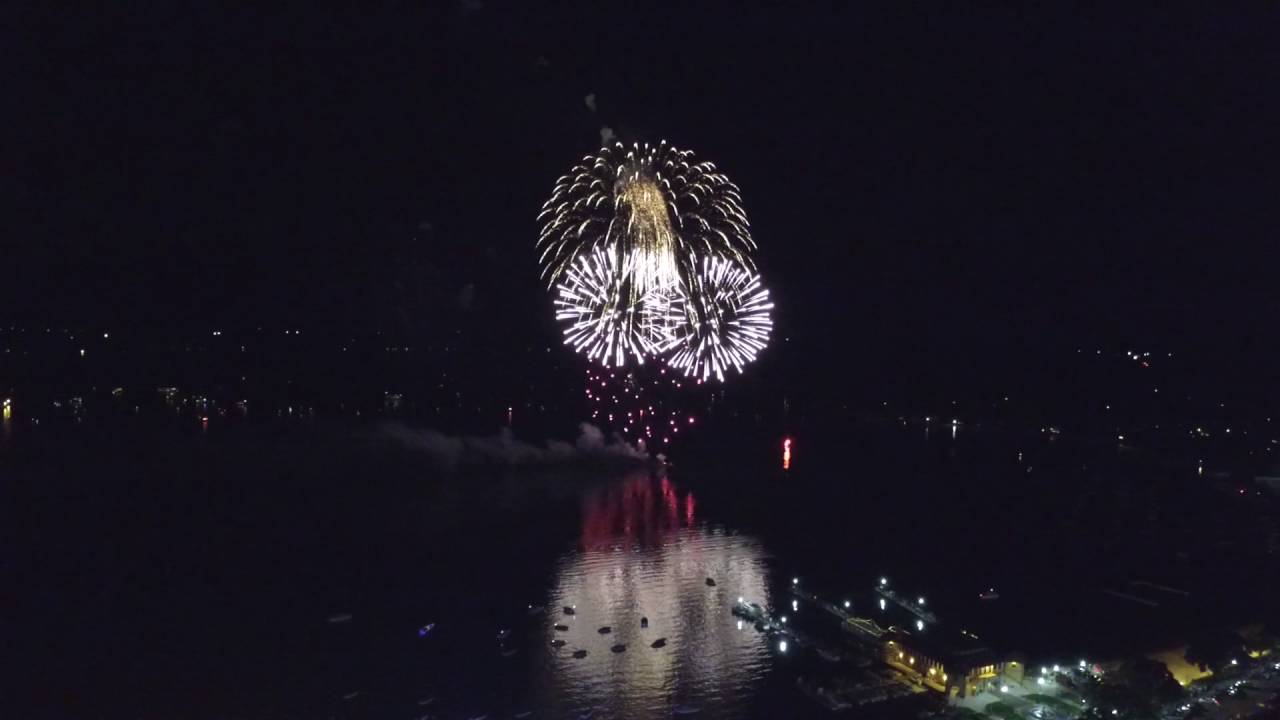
882;627;1022;698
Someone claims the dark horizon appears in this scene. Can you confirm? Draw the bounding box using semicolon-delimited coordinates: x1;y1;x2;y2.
10;4;1280;373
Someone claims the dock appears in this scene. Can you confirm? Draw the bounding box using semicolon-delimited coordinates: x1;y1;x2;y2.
737;581;936;714
874;585;939;624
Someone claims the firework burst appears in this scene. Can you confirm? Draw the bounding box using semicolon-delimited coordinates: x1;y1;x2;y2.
537;141;755;293
554;246;682;367
666;256;774;382
539;140;773;381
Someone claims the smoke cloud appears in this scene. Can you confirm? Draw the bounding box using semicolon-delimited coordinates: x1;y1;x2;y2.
379;422;649;470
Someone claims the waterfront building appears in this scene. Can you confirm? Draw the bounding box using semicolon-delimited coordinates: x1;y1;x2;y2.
882;627;1022;698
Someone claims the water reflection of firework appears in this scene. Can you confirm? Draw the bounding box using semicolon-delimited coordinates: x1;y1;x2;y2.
533;473;773;720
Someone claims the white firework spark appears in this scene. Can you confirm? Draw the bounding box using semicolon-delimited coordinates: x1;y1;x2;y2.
554;247;682;368
665;256;774;382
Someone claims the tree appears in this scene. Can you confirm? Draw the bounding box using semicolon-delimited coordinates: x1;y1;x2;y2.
1110;658;1182;705
1184;629;1247;673
1077;658;1182;720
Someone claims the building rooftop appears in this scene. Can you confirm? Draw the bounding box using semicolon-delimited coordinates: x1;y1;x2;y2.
886;626;1000;672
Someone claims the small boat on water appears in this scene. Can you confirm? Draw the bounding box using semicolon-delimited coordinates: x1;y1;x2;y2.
731;600;766;621
640;616;649;628
551;639;566;647
705;578;716;587
597;626;612;634
554;624;569;632
611;643;627;653
673;704;701;715
651;637;667;648
816;647;843;663
572;649;588;659
979;588;1000;600
526;604;545;615
563;606;576;615
497;628;511;640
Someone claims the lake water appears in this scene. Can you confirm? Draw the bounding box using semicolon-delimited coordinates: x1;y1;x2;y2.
4;415;1273;718
6;420;800;719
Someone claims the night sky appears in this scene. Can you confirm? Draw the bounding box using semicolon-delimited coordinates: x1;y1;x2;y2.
10;3;1280;380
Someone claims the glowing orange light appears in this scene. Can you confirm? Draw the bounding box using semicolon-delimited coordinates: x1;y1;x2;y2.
782;437;792;470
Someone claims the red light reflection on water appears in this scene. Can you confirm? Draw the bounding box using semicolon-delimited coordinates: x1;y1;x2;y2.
662;476;679;526
782;437;792;470
580;473;697;549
